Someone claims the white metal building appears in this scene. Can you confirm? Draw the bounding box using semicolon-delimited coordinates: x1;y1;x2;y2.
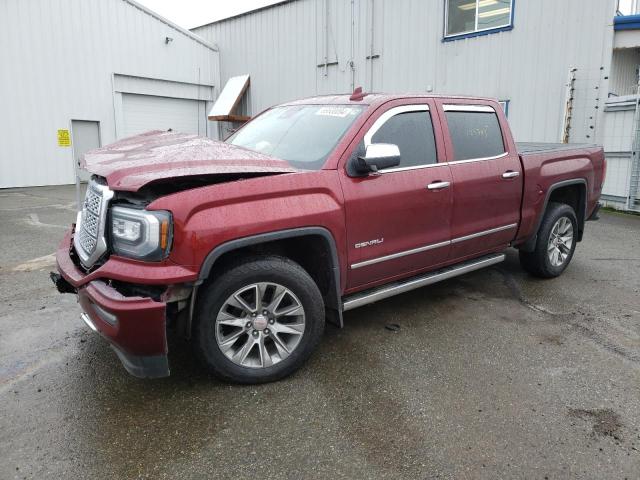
0;0;220;188
3;0;640;211
193;0;613;144
602;13;640;210
193;0;640;211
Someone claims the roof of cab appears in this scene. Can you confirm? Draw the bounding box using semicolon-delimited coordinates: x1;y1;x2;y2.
281;92;498;108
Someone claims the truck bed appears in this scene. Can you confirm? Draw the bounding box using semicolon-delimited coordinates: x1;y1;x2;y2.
517;142;599;154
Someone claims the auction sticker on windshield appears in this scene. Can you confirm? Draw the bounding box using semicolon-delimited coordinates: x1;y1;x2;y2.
315;106;359;118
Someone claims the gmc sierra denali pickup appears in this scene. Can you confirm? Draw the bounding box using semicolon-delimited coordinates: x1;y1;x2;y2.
52;91;605;383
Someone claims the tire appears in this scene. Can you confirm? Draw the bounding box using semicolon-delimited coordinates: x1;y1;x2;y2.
193;255;325;384
519;202;578;278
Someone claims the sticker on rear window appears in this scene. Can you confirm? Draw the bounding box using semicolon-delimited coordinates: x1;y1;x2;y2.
315;106;358;118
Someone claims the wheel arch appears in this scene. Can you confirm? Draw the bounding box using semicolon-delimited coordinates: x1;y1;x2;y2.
519;179;587;252
189;227;343;335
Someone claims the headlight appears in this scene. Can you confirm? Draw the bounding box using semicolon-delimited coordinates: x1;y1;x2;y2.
110;207;172;261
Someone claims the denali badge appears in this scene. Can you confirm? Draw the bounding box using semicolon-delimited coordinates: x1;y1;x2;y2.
355;238;384;249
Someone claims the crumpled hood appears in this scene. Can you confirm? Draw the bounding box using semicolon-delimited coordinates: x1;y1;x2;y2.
81;130;299;191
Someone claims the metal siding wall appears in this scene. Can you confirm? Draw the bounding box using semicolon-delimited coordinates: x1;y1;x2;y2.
196;0;318;116
601;104;635;202
610;48;640;96
0;0;220;188
603;108;635;152
603;154;632;198
194;0;615;145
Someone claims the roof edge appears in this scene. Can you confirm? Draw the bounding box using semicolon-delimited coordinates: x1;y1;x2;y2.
278;92;503;107
614;14;640;31
122;0;219;51
191;0;296;31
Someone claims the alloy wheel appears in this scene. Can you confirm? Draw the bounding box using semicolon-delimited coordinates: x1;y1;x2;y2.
547;216;574;267
215;282;306;368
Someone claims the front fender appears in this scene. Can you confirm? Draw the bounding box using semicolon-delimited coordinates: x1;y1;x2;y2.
148;170;347;275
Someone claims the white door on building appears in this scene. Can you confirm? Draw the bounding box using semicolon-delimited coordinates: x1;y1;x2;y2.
71;120;101;182
122;93;203;137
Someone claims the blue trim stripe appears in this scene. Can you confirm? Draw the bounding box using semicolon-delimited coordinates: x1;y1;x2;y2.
614;14;640;31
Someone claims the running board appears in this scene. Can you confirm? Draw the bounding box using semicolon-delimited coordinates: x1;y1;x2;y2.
342;253;506;311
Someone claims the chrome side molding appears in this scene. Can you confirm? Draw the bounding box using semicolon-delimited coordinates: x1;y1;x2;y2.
364;104;430;146
350;224;516;269
351;240;449;269
343;253;506;311
450;223;517;244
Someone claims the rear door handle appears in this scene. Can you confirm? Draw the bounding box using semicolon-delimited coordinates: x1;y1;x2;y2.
502;170;520;179
427;181;451;190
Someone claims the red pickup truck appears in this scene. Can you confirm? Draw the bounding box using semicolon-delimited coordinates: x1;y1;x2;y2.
52;92;605;383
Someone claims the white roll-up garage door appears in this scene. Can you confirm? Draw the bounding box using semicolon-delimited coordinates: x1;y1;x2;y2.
122;93;203;137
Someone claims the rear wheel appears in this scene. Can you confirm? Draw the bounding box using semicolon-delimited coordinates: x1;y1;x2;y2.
193;256;325;384
519;202;578;278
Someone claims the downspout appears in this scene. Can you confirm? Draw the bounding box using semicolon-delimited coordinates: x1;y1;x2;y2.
369;0;375;91
324;0;329;77
214;44;223;141
350;0;355;91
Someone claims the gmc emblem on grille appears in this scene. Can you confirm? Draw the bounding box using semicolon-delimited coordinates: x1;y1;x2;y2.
355;238;384;249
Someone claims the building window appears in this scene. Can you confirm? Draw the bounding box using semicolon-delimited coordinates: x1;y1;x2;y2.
444;0;514;40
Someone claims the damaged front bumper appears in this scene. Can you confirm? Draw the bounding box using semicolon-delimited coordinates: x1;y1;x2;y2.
53;230;196;378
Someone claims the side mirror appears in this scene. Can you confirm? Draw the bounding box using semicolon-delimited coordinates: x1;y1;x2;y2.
354;143;401;174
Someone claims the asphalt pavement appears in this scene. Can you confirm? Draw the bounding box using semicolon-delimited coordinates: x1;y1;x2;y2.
1;185;639;479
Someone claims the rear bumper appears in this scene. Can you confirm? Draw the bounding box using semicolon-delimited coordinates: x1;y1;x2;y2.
55;230;170;378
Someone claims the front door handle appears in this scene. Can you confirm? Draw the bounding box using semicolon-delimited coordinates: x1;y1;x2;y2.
502;170;520;179
427;181;451;190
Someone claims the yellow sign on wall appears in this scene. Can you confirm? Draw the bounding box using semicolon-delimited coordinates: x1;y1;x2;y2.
57;129;71;147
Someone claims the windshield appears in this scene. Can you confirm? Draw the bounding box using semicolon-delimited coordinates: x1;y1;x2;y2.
227;105;365;170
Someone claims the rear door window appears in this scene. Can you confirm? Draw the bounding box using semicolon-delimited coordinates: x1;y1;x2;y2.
444;107;505;161
369;109;437;169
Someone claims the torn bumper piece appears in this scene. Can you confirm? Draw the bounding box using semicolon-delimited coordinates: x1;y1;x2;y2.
54;231;170;378
51;271;76;294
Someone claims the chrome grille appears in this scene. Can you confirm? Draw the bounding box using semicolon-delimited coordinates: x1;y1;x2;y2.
73;180;114;267
78;225;97;253
82;187;101;238
85;189;102;216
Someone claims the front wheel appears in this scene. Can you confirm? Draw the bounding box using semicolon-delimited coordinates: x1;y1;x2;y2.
193;256;325;384
519;202;578;278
